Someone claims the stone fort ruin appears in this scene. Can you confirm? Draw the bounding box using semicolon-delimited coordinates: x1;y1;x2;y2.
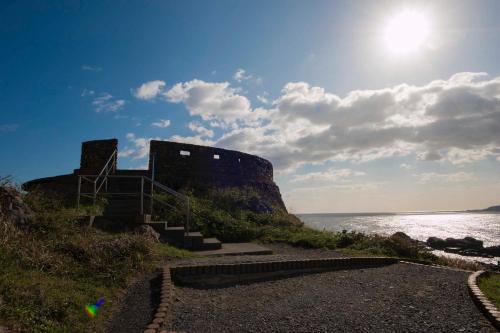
24;139;287;250
24;138;286;214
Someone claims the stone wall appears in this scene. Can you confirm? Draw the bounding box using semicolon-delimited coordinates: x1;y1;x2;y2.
149;140;286;212
79;139;117;174
149;140;273;186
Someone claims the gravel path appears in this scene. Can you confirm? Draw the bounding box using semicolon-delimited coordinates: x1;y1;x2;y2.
171;262;496;332
106;271;162;333
171;243;345;267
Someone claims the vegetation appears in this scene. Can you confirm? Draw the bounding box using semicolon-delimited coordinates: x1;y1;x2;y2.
0;178;194;333
157;187;478;268
478;272;500;308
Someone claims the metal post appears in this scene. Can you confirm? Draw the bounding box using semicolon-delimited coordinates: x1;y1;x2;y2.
77;176;81;210
186;197;190;234
150;154;155;214
93;179;97;206
140;177;144;215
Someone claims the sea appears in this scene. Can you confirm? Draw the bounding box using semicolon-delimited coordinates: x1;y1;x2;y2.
298;212;500;265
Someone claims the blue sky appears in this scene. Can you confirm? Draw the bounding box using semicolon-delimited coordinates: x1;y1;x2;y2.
2;0;500;212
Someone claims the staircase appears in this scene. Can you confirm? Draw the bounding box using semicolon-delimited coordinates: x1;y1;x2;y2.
77;152;222;251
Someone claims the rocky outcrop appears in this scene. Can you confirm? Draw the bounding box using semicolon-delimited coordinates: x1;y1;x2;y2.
426;236;499;258
134;225;160;242
483;205;500;212
0;184;34;230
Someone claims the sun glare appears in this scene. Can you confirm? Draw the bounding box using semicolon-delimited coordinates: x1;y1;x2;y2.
384;10;431;55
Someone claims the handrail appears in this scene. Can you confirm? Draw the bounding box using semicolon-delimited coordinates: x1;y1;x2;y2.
77;171;192;234
77;149;117;207
143;176;191;233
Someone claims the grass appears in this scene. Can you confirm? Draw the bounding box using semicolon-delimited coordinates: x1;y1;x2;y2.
0;183;194;333
478;272;500;309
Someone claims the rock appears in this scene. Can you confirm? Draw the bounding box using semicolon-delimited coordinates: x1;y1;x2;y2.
0;184;35;229
134;225;160;242
426;236;484;251
444;237;483;250
390;232;415;243
483;205;500;212
426;237;448;249
484;245;500;256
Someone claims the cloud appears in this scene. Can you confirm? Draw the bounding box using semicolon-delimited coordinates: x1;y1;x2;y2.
81;65;102;72
291;168;366;183
233;68;251;82
257;93;269;104
151;119;171;128
169;134;215;146
0;124;18;132
233;68;262;85
119;133;156;160
400;163;415;170
133;80;166;100
414;172;475;184
188;121;214;138
214;72;500;171
164;79;261;125
91;93;125;113
124;72;500;173
81;89;95;97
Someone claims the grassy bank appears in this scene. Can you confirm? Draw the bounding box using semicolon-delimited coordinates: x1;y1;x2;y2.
0;182;194;333
478;273;500;308
163;188;482;270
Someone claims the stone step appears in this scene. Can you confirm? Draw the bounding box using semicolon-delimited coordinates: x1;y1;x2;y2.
165;226;185;242
201;238;222;251
184;232;204;250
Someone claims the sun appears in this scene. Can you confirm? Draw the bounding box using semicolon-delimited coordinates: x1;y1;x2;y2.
384;10;431;55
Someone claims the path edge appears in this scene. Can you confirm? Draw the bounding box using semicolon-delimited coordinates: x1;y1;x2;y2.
143;265;173;333
468;270;500;330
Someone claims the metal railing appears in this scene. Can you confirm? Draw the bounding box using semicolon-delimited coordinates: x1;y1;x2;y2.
77;149;117;206
76;151;191;233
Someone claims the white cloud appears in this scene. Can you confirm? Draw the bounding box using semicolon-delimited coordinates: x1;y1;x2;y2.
257;93;269;104
215;72;500;171
414;171;475;184
119;133;155;160
291;168;366;183
400;163;415;170
125;72;500;172
133;80;166;100
164;79;262;125
81;65;102;72
151;119;171;128
92;93;125;113
188;121;214;138
81;89;95;97
233;68;250;82
233;68;262;85
169;134;215;146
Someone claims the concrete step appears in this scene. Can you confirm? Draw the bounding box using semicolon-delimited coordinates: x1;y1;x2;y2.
184;232;204;250
200;238;222;251
165;226;185;242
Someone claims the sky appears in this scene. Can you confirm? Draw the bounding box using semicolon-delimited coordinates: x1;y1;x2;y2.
1;0;500;213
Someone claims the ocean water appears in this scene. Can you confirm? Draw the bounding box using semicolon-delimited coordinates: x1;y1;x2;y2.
298;212;500;264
